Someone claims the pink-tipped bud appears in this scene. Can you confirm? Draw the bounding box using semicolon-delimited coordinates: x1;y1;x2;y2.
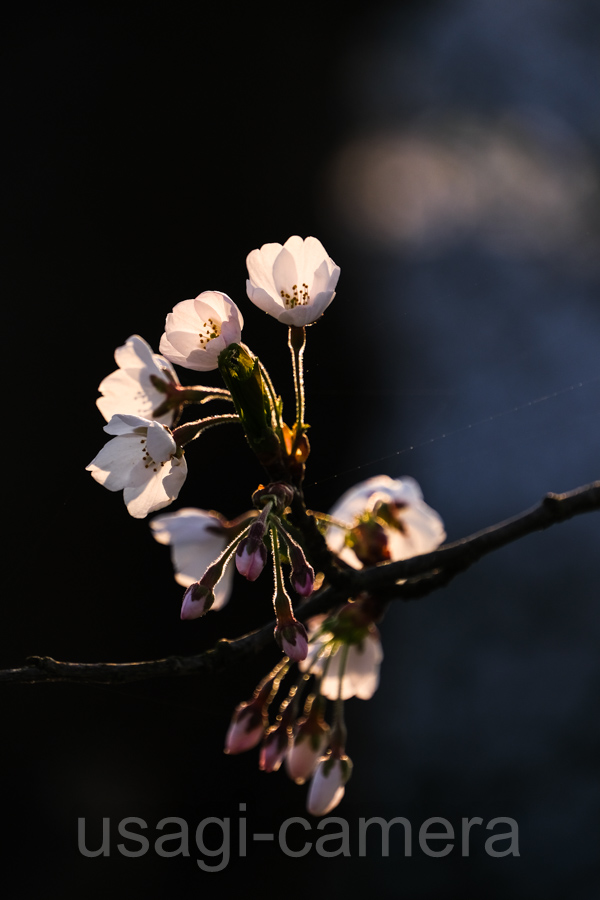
224;701;266;755
235;538;268;581
280;529;314;597
259;722;291;773
275;619;309;662
291;562;315;597
180;582;215;620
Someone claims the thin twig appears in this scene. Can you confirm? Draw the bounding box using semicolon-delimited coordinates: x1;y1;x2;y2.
1;481;598;686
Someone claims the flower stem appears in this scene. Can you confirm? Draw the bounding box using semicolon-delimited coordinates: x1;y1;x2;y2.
331;643;349;753
270;524;285;595
307;510;354;530
172;413;240;448
270;523;293;623
288;325;306;445
258;359;284;439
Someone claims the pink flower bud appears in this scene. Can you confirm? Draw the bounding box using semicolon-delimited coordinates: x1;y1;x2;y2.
235;539;268;581
291;562;315;597
259;724;291;773
180;582;215;619
286;726;330;785
224;702;266;755
275;619;309;662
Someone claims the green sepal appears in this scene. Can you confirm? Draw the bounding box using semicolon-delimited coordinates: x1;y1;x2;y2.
218;343;282;466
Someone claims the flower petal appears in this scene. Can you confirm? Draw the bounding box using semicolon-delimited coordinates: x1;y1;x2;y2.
86;434;146;491
123;455;187;519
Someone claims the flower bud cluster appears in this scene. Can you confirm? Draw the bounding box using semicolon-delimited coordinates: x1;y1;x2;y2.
223;662;353;817
222;597;385;815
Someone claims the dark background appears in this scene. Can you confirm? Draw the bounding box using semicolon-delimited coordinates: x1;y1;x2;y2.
3;1;599;897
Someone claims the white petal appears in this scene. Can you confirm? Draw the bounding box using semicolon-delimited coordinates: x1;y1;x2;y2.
345;634;383;700
103;413;151;435
95;334;179;426
307;759;346;817
113;334;155;372
144;421;176;462
150;508;224;545
123;455;187;519
246;243;283;295
219;311;243;346
86;434;146;491
246;282;288;320
212;561;234;610
272;246;299;298
150;509;229;588
96;370;145;423
387;502;446;559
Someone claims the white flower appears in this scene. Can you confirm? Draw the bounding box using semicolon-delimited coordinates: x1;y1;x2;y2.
306;755;352;817
86;414;187;519
159;290;244;372
96;334;180;426
300;624;384;701
150;508;233;610
246;235;340;326
326;474;446;569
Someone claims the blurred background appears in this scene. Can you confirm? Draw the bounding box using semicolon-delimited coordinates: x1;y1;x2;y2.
3;1;599;896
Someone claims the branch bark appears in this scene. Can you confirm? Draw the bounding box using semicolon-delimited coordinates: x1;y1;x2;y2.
1;481;598;686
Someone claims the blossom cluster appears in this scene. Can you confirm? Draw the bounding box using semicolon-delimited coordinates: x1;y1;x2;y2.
86;235;446;816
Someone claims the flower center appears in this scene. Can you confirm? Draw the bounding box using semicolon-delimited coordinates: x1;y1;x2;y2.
198;317;221;348
280;283;310;309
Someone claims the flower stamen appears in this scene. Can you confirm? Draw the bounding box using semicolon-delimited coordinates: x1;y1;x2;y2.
280;282;310;309
198;316;222;348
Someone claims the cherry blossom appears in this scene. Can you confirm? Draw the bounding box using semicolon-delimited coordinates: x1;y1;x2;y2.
246;235;340;326
150;508;234;611
96;334;180;426
300;623;384;701
326;474;446;569
86;414;187;519
159;290;244;372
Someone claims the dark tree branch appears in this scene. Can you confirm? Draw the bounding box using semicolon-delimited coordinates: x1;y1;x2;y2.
1;481;598;686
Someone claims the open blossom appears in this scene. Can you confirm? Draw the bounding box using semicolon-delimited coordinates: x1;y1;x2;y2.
159;290;243;372
150;508;233;610
86;414;187;518
246;235;340;327
96;334;180;427
326;475;446;569
300;624;384;701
